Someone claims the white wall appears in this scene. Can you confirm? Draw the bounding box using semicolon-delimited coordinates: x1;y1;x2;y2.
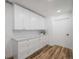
5;3;42;58
46;13;73;49
5;3;14;58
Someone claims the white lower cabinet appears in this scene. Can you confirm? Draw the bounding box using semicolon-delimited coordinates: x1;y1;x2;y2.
12;37;46;59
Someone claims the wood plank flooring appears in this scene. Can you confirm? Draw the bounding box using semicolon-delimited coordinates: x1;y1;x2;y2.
26;45;73;59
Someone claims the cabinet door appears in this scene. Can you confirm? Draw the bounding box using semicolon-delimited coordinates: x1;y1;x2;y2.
24;9;34;30
24;10;45;30
14;4;25;30
26;38;42;55
23;9;38;30
30;13;45;30
29;12;39;30
36;15;45;30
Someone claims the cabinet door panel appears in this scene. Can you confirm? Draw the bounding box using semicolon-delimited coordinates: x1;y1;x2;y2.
36;15;45;29
14;4;24;30
24;10;38;30
24;9;33;29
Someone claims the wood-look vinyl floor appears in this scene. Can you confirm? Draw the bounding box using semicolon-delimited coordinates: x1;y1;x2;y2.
26;45;73;59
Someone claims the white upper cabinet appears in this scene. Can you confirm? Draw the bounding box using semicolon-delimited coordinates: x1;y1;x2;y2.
14;4;45;30
14;4;24;30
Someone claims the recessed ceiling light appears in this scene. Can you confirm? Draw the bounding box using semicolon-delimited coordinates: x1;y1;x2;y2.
57;10;61;13
48;0;53;2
